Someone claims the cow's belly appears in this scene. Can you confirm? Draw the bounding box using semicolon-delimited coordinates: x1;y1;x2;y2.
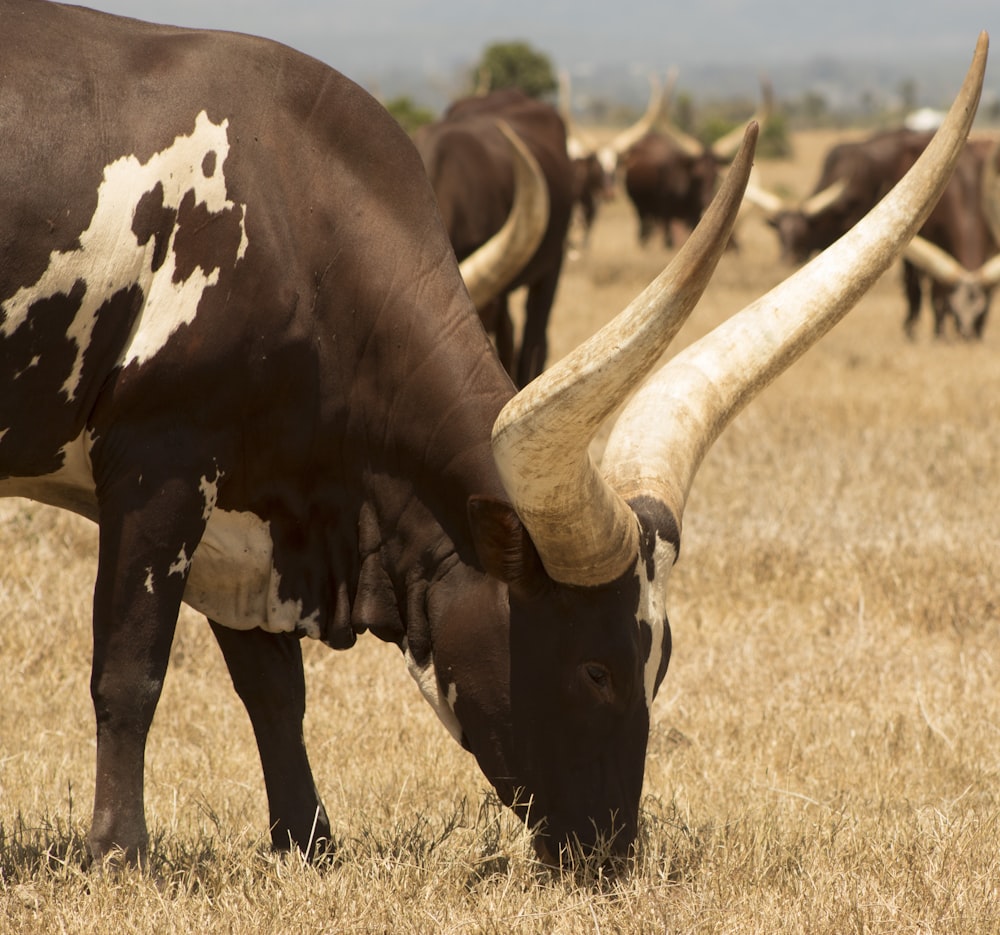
0;435;320;639
0;433;99;521
185;509;322;638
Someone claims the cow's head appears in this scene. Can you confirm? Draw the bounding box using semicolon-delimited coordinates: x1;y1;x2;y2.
425;36;986;868
749;178;851;264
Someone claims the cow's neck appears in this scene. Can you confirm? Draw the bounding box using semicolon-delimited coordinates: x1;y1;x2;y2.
353;374;511;646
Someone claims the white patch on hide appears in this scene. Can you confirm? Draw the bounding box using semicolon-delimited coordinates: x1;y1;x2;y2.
0;111;248;400
405;649;463;744
199;470;221;522
636;533;677;710
168;546;191;578
0;434;320;639
183;507;320;637
0;430;97;519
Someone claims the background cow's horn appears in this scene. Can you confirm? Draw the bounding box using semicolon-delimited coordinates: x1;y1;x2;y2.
607;70;673;157
902;234;971;286
710;76;774;161
801;178;849;217
490;124;758;587
904;234;1000;292
742;173;789;216
600;33;988;528
459;121;549;310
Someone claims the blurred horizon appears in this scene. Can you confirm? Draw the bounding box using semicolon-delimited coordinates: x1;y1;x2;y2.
66;1;999;118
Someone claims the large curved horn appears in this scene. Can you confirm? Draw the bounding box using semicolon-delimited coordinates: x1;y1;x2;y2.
459;121;549;310
606;70;674;157
601;33;988;529
490;124;759;585
710;76;774;161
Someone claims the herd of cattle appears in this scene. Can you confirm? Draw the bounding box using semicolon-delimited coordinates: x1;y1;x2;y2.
412;64;1000;381
0;0;990;871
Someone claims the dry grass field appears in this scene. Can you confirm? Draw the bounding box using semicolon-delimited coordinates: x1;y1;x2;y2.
2;129;999;933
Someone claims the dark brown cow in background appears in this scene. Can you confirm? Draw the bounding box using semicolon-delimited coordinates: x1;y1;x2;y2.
566;146;614;252
622;77;772;247
745;129;933;264
413;90;573;387
747;129;1000;338
558;70;668;251
901;138;1000;338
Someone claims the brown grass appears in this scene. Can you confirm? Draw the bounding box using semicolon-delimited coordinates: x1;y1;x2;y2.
2;129;1000;932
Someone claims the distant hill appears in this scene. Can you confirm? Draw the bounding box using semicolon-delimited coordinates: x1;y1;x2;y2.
351;55;998;127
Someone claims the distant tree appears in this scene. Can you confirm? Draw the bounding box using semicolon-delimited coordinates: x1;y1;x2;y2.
700;110;791;159
471;41;557;99
758;112;792;158
384;95;435;133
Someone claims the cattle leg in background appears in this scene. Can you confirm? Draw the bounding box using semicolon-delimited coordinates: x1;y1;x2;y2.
478;296;515;375
518;264;563;388
902;260;924;339
89;459;211;865
210;623;332;856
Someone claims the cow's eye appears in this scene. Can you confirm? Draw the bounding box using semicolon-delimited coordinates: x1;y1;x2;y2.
586;664;609;686
582;662;614;701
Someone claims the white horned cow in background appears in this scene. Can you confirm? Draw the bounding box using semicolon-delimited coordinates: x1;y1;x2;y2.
0;0;988;869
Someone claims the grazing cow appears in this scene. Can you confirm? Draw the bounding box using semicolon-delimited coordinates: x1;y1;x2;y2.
745;128;933;263
901;138;1000;338
566;146;614;251
622;79;772;247
0;0;986;869
746;129;1000;338
413;90;573;387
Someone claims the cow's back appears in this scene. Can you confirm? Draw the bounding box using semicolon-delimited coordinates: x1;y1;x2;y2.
1;0;512;641
1;1;493;490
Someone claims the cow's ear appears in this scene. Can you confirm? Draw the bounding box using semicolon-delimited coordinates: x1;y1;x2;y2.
468;496;550;599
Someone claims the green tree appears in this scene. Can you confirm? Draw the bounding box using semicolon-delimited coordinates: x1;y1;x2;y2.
471;41;557;99
384;95;435;134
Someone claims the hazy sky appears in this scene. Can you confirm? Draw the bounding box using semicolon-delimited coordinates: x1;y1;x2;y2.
68;1;998;86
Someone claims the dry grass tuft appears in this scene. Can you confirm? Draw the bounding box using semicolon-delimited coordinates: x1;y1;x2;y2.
2;129;1000;932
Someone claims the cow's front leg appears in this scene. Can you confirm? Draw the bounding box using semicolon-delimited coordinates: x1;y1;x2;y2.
88;472;208;867
209;622;332;857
